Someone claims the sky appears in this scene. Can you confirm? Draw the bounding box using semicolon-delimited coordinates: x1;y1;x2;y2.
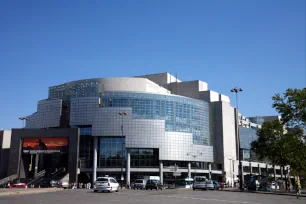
0;0;305;130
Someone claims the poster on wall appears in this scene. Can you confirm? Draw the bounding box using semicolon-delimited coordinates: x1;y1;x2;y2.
22;138;68;154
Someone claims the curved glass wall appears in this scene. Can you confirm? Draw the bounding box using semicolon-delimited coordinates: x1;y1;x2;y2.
49;79;100;100
100;92;210;145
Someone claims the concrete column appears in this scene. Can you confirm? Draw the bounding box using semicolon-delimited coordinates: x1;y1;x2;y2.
266;164;269;177
273;165;276;180
258;164;261;178
34;153;39;178
281;167;284;179
249;162;252;175
159;161;163;184
208;163;212;180
188;162;191;178
93;137;98;184
126;152;131;187
239;162;244;188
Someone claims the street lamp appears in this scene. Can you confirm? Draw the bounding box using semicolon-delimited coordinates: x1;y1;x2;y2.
19;117;28;128
230;87;243;190
187;152;203;179
119;112;127;189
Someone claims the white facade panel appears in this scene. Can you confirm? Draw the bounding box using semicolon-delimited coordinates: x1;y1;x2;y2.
100;78;170;94
92;107;213;162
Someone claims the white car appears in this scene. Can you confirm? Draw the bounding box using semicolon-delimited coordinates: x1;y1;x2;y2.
94;177;119;193
61;181;69;189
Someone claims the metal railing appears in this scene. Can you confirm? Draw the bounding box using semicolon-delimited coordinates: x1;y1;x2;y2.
27;170;46;186
0;174;18;187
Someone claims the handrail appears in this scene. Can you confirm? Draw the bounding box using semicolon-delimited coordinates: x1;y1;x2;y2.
27;170;46;185
0;174;18;186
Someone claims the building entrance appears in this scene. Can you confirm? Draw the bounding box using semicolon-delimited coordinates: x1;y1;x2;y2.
21;137;69;180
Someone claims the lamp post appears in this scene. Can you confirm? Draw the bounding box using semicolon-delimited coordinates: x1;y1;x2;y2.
187;152;203;179
18;117;28;182
230;87;243;190
119;112;127;189
19;117;28;128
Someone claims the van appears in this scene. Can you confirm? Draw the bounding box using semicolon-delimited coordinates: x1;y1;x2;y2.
193;176;207;191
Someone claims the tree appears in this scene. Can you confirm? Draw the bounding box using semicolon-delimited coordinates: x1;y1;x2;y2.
251;120;298;190
251;120;289;172
272;88;306;129
272;88;306;177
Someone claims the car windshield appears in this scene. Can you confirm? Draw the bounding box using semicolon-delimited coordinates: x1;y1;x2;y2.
96;178;108;182
150;180;160;184
135;180;143;183
195;178;206;182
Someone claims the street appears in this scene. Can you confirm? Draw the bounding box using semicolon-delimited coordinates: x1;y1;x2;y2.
0;189;304;204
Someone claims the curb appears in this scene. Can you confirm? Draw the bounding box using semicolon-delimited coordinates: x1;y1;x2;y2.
223;189;306;197
0;188;64;197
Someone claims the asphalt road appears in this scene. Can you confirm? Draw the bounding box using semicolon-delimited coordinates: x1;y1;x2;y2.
0;189;305;204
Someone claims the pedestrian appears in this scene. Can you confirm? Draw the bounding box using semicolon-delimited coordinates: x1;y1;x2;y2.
7;182;10;188
88;182;91;189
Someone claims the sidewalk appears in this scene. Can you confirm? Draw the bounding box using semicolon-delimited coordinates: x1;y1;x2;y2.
223;187;306;197
0;188;64;197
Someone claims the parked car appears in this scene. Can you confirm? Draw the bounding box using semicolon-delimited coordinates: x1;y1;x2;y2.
94;177;119;193
205;180;215;190
9;183;27;188
212;180;220;190
132;179;146;189
61;181;69;189
193;176;207;191
50;180;61;187
145;179;163;190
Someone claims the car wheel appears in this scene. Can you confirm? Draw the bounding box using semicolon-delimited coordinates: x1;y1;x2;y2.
116;188;119;192
94;190;97;193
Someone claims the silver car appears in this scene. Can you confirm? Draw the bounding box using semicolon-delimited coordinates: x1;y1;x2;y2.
133;179;146;189
205;180;215;190
193;176;207;191
94;177;119;192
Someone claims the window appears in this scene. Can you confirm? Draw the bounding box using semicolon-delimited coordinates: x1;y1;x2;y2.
98;137;126;168
100;91;211;145
110;179;117;183
96;178;108;182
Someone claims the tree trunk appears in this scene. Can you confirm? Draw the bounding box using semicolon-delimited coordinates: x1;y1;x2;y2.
284;169;288;191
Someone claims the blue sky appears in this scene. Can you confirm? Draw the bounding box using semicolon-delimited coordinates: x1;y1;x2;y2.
0;0;305;130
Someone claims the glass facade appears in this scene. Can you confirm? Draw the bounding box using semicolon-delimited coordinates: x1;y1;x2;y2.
240;127;257;150
129;148;159;167
78;126;93;168
101;92;210;145
98;137;126;168
248;117;265;125
48;79;100;100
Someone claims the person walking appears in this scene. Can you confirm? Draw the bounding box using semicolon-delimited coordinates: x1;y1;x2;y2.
88;182;91;189
296;180;302;199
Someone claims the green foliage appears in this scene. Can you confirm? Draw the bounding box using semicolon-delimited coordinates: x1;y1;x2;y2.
272;88;306;129
251;120;288;167
252;88;306;177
